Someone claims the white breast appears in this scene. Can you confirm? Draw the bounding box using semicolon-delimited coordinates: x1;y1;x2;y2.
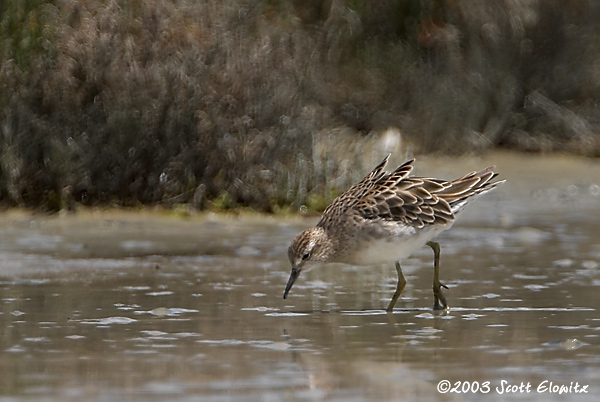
343;223;452;266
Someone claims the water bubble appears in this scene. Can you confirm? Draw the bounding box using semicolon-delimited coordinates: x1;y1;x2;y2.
407;327;444;335
581;260;599;270
141;330;169;337
123;286;151;292
5;345;25;353
523;284;549;291
265;312;309;317
175;332;201;338
80;317;137;325
250;341;291;351
553;258;574;268
543;338;585;350
241;306;279;312
462;313;485;320
590;184;600;196
146;291;174;297
65;335;86;340
139;307;198;317
236;246;261;256
24;337;49;343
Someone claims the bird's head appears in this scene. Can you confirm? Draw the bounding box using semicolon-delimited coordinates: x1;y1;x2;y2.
283;226;333;299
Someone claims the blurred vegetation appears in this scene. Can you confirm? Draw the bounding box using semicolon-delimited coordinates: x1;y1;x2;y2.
1;0;599;212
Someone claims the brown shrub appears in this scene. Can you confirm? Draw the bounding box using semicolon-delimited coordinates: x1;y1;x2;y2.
0;0;599;211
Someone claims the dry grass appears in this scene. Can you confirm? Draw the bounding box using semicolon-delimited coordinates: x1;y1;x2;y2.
1;0;599;211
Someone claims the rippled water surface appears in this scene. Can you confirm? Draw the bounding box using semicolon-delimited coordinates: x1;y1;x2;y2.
0;153;599;401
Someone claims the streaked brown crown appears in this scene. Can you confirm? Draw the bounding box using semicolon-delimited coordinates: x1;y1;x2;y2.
287;226;335;268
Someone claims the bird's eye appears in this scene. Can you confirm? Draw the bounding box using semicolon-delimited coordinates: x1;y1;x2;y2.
302;252;311;260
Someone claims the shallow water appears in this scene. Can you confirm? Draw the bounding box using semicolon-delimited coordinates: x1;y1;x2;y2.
0;153;599;401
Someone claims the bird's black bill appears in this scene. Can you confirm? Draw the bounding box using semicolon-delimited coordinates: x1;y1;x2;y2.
283;268;299;299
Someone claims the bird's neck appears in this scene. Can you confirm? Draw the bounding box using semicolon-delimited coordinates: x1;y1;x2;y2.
314;226;340;263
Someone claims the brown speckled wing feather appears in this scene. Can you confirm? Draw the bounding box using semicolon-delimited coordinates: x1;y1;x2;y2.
356;164;501;229
318;157;503;230
435;166;500;210
358;176;454;228
317;155;413;228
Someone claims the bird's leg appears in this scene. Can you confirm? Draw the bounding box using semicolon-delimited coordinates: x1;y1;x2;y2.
386;261;406;312
427;241;449;310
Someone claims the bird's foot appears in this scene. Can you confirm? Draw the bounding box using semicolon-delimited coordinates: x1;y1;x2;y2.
433;281;449;311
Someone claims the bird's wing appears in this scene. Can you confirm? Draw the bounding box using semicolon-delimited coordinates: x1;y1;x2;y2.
317;155;413;228
318;157;503;230
357;165;503;228
357;175;454;228
343;156;414;203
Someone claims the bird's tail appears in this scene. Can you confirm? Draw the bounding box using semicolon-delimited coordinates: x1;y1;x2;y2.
438;166;505;214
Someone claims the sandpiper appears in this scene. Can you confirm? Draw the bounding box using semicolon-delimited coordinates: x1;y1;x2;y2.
283;155;504;311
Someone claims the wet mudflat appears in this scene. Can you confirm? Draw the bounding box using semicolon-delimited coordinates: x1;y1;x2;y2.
0;152;599;401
